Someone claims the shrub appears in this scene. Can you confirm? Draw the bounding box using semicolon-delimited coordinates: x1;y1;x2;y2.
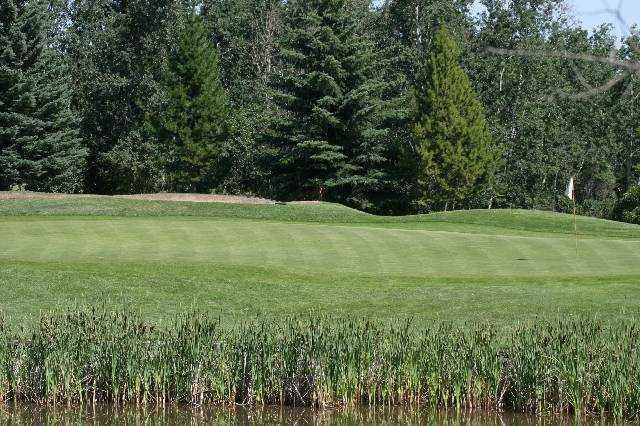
613;186;640;224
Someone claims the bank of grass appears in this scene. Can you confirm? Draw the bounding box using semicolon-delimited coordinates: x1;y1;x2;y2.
2;196;639;238
1;310;639;418
1;196;640;326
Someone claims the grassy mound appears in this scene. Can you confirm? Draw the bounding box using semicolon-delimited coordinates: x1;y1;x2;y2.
2;195;638;237
0;197;639;325
0;196;374;223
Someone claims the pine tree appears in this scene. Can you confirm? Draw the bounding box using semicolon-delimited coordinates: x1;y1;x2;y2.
411;25;497;211
149;10;228;192
67;0;182;194
265;0;388;210
0;0;85;192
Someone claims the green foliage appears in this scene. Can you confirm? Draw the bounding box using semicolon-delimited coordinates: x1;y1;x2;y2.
199;0;282;198
411;26;497;211
0;0;85;192
611;34;640;194
201;0;282;106
2;310;640;418
66;0;180;194
214;104;273;196
468;2;625;213
149;12;229;192
613;186;640;224
1;0;638;217
265;0;389;211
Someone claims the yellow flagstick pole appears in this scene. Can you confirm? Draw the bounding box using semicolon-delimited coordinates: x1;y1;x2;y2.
573;181;578;256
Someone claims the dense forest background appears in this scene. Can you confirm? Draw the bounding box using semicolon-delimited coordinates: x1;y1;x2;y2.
1;0;639;221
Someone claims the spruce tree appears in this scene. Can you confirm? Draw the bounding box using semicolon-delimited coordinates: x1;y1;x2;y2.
265;0;388;210
150;11;228;192
0;0;85;192
411;25;497;211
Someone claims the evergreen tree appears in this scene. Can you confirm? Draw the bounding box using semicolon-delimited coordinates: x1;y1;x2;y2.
149;11;228;192
265;0;388;210
411;25;497;211
66;0;181;194
0;0;85;192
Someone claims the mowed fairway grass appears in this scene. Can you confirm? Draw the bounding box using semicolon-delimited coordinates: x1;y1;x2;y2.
1;195;640;326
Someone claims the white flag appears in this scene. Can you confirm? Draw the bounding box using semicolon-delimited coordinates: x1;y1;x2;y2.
564;177;574;200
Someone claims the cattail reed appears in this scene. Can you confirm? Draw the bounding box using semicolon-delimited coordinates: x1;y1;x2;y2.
0;310;638;418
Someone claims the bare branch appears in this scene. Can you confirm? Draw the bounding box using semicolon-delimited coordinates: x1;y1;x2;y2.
544;72;629;100
568;59;596;92
486;0;639;100
485;47;640;73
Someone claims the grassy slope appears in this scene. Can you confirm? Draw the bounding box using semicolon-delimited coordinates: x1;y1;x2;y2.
1;196;639;326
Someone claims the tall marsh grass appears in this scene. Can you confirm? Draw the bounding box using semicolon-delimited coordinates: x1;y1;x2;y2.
0;310;638;418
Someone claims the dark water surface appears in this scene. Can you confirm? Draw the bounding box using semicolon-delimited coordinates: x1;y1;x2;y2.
0;405;622;425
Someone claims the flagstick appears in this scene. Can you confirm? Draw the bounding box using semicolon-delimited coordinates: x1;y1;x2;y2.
573;187;578;257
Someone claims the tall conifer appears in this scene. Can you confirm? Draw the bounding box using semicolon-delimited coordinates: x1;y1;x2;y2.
0;0;85;192
265;0;388;210
150;11;229;192
411;25;497;211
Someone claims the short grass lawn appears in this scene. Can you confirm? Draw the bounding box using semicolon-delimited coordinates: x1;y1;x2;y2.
1;196;639;326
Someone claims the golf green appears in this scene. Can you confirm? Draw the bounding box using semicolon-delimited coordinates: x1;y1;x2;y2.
1;196;639;325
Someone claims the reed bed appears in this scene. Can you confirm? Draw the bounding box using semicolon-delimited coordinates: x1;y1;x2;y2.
0;310;638;418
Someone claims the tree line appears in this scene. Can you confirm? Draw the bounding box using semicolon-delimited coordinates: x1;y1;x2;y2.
1;0;639;220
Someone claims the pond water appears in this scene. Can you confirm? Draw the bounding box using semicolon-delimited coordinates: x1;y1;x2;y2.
0;405;623;425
